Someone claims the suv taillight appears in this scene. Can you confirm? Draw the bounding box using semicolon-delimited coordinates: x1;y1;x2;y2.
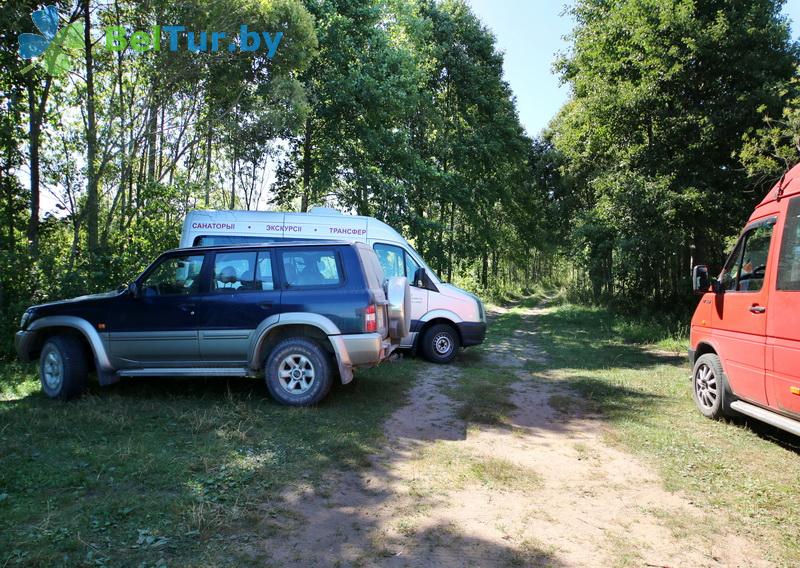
364;304;377;332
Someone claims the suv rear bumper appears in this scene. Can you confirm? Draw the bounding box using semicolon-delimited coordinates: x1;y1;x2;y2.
341;333;394;366
329;333;395;385
15;330;37;362
458;322;487;347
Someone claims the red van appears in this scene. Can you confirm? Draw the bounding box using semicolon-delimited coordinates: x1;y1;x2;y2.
690;165;800;436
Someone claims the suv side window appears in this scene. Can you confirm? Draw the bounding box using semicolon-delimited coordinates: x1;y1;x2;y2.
720;221;775;293
142;255;204;297
778;196;800;291
255;251;275;291
280;249;342;288
213;251;257;292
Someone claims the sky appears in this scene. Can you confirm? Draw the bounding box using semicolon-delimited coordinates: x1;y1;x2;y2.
467;0;800;138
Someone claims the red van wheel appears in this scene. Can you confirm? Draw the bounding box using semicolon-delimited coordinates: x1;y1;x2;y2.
692;354;734;420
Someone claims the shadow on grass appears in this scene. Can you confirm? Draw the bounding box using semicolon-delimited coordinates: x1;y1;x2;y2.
530;304;687;372
447;299;671;436
0;359;429;566
727;415;800;454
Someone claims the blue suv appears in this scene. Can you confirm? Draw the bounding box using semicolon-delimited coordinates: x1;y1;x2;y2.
16;241;410;406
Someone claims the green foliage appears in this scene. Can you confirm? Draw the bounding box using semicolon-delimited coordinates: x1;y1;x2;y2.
550;0;799;310
273;0;544;288
740;69;800;189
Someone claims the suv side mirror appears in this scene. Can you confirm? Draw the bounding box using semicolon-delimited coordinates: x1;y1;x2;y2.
692;265;710;295
128;282;141;299
413;268;437;292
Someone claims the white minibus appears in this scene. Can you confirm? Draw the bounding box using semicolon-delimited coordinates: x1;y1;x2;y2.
180;208;486;362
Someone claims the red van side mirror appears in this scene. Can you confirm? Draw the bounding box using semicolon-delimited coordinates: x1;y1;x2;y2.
692;265;710;295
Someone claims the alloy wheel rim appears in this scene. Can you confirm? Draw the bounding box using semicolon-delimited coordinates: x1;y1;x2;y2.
695;363;718;409
433;332;452;355
42;348;64;391
278;354;315;394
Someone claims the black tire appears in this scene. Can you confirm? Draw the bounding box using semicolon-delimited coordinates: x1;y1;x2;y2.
264;338;333;406
39;335;88;400
692;353;735;419
420;323;460;364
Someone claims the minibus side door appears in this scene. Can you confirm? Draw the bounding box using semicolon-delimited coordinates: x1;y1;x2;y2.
767;196;800;416
710;218;776;405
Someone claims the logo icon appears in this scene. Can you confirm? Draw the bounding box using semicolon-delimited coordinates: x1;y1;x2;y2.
18;5;84;77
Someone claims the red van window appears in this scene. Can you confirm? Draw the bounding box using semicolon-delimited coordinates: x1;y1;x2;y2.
778;196;800;291
720;239;745;292
720;220;775;293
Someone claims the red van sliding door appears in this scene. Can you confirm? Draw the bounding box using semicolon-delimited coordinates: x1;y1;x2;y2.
767;196;800;417
711;218;776;405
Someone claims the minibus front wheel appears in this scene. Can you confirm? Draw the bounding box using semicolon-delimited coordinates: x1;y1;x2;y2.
420;323;460;364
692;353;734;420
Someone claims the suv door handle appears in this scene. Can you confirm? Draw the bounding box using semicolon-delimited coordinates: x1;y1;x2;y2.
749;305;766;314
179;303;196;315
258;301;274;310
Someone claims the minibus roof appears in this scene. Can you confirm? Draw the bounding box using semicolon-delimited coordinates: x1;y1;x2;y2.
757;163;800;208
182;208;406;246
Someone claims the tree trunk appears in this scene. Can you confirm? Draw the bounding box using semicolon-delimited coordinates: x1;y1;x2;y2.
4;149;14;248
116;34;128;230
204;119;212;206
146;93;158;185
447;202;455;282
84;0;99;257
158;104;166;178
25;76;52;255
230;152;237;209
301;116;313;212
26;82;40;255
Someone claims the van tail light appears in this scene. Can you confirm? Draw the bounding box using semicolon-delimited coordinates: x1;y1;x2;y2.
364;304;377;332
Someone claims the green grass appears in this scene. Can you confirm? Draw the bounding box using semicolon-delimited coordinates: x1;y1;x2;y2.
0;359;423;566
529;301;800;566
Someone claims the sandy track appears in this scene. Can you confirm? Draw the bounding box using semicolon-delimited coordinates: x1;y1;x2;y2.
249;303;770;567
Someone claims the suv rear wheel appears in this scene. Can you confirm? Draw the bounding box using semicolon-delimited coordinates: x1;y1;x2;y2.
39;335;88;400
265;338;333;406
420;323;460;364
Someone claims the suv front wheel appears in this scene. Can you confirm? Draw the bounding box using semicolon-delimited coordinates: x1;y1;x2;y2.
265;338;333;406
39;335;88;400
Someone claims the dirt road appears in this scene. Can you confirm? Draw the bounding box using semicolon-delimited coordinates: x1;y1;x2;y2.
249;303;770;567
